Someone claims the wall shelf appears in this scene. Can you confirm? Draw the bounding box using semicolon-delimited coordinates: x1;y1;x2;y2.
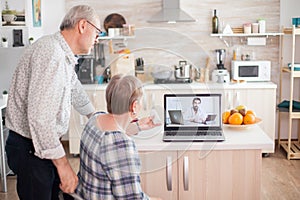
211;32;283;38
98;35;135;40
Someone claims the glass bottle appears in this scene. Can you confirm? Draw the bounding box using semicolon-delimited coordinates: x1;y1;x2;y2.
212;9;219;34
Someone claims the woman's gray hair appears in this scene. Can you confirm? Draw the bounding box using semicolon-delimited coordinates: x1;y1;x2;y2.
106;74;143;115
60;5;98;31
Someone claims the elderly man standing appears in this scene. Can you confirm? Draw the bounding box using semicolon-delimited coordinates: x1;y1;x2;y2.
5;5;99;200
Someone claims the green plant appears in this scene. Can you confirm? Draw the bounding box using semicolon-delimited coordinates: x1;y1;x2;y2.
1;1;17;15
2;90;8;95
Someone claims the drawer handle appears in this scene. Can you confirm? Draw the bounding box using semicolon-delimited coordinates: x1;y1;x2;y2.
183;156;189;191
166;156;172;191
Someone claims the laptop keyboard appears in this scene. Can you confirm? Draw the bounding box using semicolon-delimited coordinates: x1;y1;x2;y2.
165;131;222;137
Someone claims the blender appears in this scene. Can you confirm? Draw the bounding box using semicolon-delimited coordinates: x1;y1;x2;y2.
212;49;230;83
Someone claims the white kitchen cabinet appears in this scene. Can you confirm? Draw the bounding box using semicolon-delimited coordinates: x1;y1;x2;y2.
139;151;178;200
69;89;106;155
139;150;261;200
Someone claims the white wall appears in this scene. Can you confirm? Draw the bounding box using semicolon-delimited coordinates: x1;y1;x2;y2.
0;0;66;93
280;0;300;26
43;0;66;34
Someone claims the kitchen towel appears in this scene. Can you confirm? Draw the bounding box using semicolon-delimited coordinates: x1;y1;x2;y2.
277;100;300;110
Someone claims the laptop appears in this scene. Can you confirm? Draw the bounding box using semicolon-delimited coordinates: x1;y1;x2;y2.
206;114;217;122
168;110;184;124
163;93;225;142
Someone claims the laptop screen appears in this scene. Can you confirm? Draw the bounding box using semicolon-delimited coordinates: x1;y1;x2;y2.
164;94;222;131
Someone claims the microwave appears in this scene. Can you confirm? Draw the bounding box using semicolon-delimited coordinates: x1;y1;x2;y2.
231;60;271;82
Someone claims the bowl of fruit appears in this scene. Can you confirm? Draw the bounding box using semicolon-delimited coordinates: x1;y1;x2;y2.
222;105;262;129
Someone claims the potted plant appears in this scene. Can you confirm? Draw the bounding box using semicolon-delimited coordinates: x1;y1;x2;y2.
2;1;17;24
1;37;8;48
28;37;34;45
2;90;8;104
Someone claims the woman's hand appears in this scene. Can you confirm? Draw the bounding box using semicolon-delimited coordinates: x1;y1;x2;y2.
126;116;162;136
138;116;161;131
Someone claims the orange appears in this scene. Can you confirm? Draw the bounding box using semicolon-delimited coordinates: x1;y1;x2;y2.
222;111;231;124
243;113;256;124
228;113;243;125
246;110;256;117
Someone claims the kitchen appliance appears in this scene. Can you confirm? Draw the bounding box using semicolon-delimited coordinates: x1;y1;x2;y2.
212;69;230;83
94;43;105;67
147;0;195;23
231;60;271;82
174;60;192;81
75;56;96;84
152;61;192;84
215;49;226;69
212;49;230;83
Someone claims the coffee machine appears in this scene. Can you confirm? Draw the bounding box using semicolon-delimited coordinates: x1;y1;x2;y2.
212;49;230;83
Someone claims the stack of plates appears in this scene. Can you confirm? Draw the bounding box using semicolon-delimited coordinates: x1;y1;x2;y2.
232;27;244;34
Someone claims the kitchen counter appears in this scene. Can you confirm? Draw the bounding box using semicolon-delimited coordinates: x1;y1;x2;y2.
69;81;276;155
133;125;273;151
137;125;271;199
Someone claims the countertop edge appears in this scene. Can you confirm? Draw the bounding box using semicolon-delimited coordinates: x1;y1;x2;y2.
133;126;274;152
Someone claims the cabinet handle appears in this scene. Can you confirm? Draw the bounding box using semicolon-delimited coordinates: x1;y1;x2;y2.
166;156;172;191
235;91;240;107
143;92;147;111
79;115;85;128
151;93;155;109
183;156;189;191
93;92;97;104
225;91;231;109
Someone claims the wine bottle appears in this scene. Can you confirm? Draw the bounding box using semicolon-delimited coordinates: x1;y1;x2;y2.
212;9;219;34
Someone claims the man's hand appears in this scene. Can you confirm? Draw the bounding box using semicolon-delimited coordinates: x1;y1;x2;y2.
52;156;78;193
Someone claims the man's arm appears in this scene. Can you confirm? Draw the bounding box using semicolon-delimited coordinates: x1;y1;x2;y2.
71;72;95;116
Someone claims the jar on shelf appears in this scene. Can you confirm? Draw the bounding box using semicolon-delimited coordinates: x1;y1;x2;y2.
243;23;252;34
252;23;259;33
258;19;266;33
122;24;135;36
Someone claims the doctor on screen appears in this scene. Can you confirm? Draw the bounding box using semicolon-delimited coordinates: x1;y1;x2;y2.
183;97;207;123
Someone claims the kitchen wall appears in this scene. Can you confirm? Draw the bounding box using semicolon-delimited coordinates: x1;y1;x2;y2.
64;0;300;139
65;0;281;85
